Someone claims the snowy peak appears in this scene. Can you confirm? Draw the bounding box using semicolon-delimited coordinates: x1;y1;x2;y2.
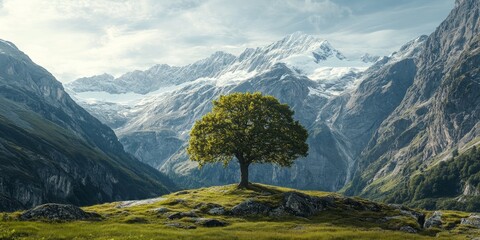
217;32;356;82
260;32;347;63
66;51;236;94
68;33;374;94
388;35;428;62
360;53;380;63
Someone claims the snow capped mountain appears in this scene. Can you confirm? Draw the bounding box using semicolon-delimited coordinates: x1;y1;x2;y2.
209;32;371;87
360;53;380;63
67;32;368;95
67;51;236;94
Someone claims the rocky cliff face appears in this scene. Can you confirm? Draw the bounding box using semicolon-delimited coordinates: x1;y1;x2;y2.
343;0;480;197
0;40;176;212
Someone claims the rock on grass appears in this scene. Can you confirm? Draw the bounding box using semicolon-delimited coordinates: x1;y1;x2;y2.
20;203;101;221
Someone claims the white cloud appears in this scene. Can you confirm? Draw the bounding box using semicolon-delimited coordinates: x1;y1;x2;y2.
0;0;454;82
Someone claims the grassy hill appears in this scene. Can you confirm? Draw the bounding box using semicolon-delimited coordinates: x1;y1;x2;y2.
1;184;479;239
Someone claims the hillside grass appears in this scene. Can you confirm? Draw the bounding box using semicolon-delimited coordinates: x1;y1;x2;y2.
1;184;478;239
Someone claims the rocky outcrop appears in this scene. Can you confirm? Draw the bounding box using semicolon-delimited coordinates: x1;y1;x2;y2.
231;199;272;216
167;211;198;220
195;218;228;227
399;226;417;233
461;214;480;228
272;192;333;217
19;203;101;221
388;204;425;227
424;211;443;229
229;191;390;218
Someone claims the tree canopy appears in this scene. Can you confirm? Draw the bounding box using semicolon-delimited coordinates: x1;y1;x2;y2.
187;92;309;188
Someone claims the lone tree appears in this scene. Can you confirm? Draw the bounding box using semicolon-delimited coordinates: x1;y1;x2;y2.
187;92;308;188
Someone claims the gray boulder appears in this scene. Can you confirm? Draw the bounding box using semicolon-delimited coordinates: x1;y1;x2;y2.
151;207;170;213
424;211;443;229
231;199;272;216
208;207;225;215
167;210;198;220
232;192;334;218
195;218;228;227
388;204;426;227
20;203;101;221
165;223;197;229
277;192;332;217
461;214;480;228
399;226;417;233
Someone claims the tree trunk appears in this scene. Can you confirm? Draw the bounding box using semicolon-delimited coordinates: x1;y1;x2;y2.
238;161;249;188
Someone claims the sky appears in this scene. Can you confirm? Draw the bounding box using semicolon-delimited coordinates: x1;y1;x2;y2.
0;0;454;82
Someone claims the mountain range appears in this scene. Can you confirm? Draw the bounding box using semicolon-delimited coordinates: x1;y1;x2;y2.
66;32;379;191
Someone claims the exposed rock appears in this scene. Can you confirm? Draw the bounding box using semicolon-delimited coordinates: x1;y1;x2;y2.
463;183;480;197
165;223;197;229
345;0;480;200
194;203;225;215
424;211;443;229
276;192;332;217
167;211;198;220
388;204;425;227
231;192;337;218
231;199;272;216
208;207;225;215
124;217;149;224
20;203;101;221
461;214;480;228
399;226;417;233
195;218;228;227
151;207;170;213
194;202;223;212
167;212;183;220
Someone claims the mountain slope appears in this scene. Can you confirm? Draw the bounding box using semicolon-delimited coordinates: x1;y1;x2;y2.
0;40;176;211
343;0;480;202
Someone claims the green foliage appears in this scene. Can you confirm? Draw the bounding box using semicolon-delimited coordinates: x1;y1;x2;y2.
187;92;308;186
387;146;480;211
0;228;19;240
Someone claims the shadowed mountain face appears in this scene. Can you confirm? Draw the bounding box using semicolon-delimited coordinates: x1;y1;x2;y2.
0;40;176;212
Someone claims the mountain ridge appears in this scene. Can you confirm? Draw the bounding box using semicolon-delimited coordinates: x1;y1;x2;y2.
0;39;176;211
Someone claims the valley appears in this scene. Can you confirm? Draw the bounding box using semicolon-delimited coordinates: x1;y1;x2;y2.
0;0;479;239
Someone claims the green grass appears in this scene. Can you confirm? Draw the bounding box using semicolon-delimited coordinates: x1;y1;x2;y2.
1;184;478;239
